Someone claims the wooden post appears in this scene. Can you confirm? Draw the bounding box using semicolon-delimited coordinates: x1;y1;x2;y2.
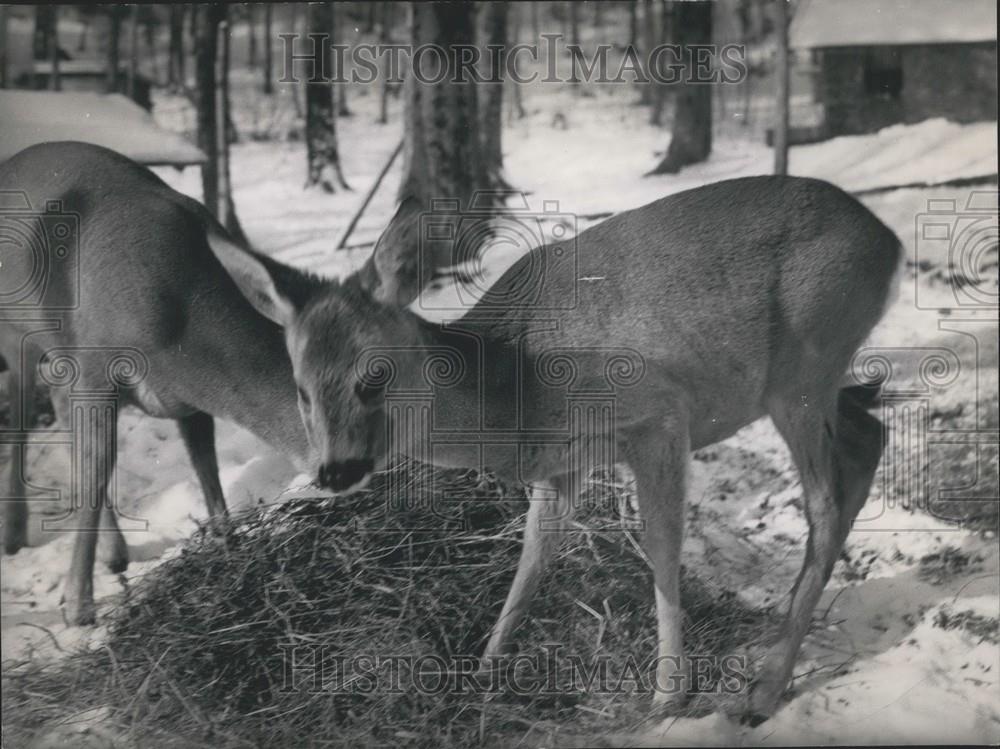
216;20;231;226
773;0;790;175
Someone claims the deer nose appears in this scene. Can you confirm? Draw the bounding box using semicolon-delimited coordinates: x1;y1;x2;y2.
318;459;374;492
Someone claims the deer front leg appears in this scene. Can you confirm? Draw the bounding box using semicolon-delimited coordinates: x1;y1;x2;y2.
624;418;690;710
483;479;569;661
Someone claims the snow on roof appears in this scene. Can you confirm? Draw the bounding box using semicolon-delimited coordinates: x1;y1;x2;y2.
790;0;998;48
0;90;205;167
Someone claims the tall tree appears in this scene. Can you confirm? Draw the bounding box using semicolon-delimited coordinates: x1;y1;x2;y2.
649;0;673;125
357;1;494;307
168;5;186;92
773;0;790;175
638;0;656;103
334;1;352;116
647;1;713;175
127;4;138;99
305;2;350;191
0;4;8;88
77;6;99;52
106;6;123;93
196;4;248;244
33;5;57;89
481;1;509;184
247;4;257;67
263;3;274;93
377;0;393;123
628;0;638;48
508;1;527;119
33;5;55;61
568;0;582;86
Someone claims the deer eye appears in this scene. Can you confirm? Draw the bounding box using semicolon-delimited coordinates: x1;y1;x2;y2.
355;379;383;404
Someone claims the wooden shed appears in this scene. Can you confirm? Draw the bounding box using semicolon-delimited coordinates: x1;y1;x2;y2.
789;0;998;138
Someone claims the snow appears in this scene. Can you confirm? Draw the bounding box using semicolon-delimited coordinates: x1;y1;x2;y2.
2;70;998;746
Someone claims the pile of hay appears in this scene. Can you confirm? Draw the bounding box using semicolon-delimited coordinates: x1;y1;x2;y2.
3;462;775;747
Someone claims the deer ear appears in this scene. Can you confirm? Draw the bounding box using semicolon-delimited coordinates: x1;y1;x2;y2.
207;233;321;327
355;196;425;307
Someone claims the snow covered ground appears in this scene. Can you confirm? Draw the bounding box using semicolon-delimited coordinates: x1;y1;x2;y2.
2;73;997;746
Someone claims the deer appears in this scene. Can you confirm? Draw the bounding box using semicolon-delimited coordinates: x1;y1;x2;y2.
209;174;902;723
0;141;309;626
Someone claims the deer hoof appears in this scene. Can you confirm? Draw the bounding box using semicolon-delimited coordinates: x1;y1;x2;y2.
99;533;130;574
62;596;97;627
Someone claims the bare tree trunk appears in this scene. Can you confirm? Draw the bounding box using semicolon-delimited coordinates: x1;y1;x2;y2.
196;4;248;244
0;4;8;88
47;7;60;91
628;0;638;49
127;5;138;99
168;5;186;91
648;0;712;174
33;5;55;89
508;1;527;118
773;0;790;175
290;3;303;116
568;0;582;86
216;20;233;226
305;2;350;192
334;1;352;116
481;1;509;186
263;3;273;93
358;1;492;306
106;6;122;93
77;14;89;52
377;1;392;123
143;8;159;85
247;4;257;67
649;0;672;125
638;0;656;104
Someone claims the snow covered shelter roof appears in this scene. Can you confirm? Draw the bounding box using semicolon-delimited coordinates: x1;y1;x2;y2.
790;0;998;49
0;90;205;167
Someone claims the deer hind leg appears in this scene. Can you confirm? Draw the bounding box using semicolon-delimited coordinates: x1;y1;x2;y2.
483;478;570;661
63;388;121;626
2;348;37;555
42;374;130;575
177;411;228;522
623;417;690;709
748;387;883;722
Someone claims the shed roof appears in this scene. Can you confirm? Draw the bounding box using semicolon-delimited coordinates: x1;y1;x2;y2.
0;90;205;167
790;0;998;48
